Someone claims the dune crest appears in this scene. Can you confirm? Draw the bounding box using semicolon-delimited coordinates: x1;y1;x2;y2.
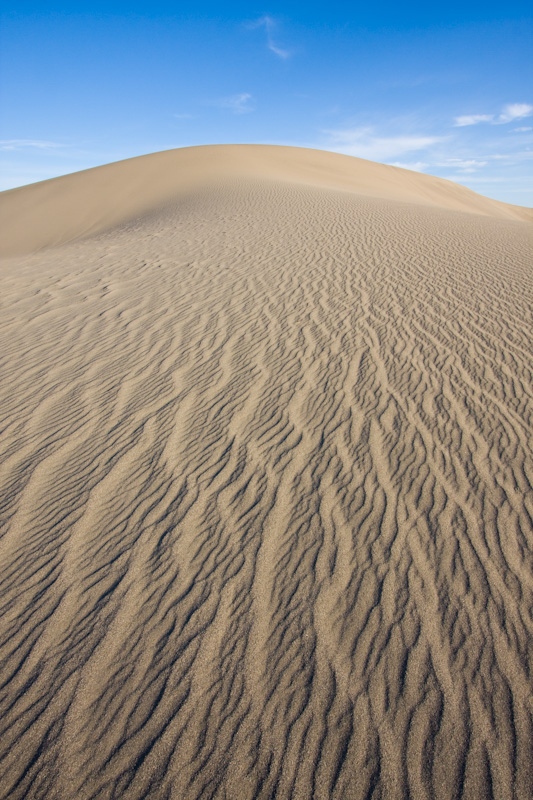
0;144;531;258
0;147;532;799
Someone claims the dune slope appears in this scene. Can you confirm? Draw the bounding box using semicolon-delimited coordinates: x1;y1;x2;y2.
0;148;532;800
1;144;532;257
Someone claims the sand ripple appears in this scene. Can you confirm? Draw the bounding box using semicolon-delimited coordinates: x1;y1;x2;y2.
0;180;532;799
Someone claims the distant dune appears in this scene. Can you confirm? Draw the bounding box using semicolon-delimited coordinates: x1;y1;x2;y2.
0;145;532;800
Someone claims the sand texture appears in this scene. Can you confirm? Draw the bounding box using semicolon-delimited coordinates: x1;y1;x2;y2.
0;145;532;800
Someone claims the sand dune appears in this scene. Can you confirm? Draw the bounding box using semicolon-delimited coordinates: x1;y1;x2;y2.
1;144;532;258
0;146;532;800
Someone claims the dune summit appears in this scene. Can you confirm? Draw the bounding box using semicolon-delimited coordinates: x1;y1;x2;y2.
0;145;532;800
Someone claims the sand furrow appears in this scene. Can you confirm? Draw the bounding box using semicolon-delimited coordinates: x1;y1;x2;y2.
1;170;532;799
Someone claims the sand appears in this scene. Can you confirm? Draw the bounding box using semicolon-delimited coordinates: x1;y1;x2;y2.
0;145;532;800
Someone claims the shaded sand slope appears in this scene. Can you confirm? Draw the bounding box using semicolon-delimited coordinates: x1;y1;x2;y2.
0;151;533;800
1;144;532;258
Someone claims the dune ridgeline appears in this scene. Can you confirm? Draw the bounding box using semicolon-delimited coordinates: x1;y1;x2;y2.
0;145;532;800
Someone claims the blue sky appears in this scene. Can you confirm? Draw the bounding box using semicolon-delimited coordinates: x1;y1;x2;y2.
1;2;532;204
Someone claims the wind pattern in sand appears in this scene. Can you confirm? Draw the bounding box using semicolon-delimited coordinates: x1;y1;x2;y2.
1;180;532;800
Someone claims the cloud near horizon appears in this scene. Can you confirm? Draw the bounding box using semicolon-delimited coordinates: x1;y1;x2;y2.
453;103;533;127
453;114;494;127
389;161;429;172
0;139;63;151
323;127;444;162
444;158;488;173
312;114;530;193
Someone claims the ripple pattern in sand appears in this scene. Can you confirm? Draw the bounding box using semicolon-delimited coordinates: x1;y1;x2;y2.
0;182;532;800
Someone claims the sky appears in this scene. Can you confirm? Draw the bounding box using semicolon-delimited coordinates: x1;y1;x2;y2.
1;1;532;205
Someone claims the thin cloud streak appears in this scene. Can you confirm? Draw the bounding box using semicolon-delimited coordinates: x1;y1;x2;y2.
323;127;444;161
454;114;494;127
0;139;63;151
453;103;533;127
390;161;430;172
217;93;254;114
248;16;290;60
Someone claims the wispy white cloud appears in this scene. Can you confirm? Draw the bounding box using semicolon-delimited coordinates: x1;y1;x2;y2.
391;158;488;176
453;103;533;128
173;113;194;120
453;114;494;127
217;93;254;114
448;176;508;184
497;103;533;123
0;139;63;151
390;161;430;172
513;126;533;132
323;127;444;161
311;107;532;204
248;16;290;59
445;158;488;172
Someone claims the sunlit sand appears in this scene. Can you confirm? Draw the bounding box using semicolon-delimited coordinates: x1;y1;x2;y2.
1;145;532;799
